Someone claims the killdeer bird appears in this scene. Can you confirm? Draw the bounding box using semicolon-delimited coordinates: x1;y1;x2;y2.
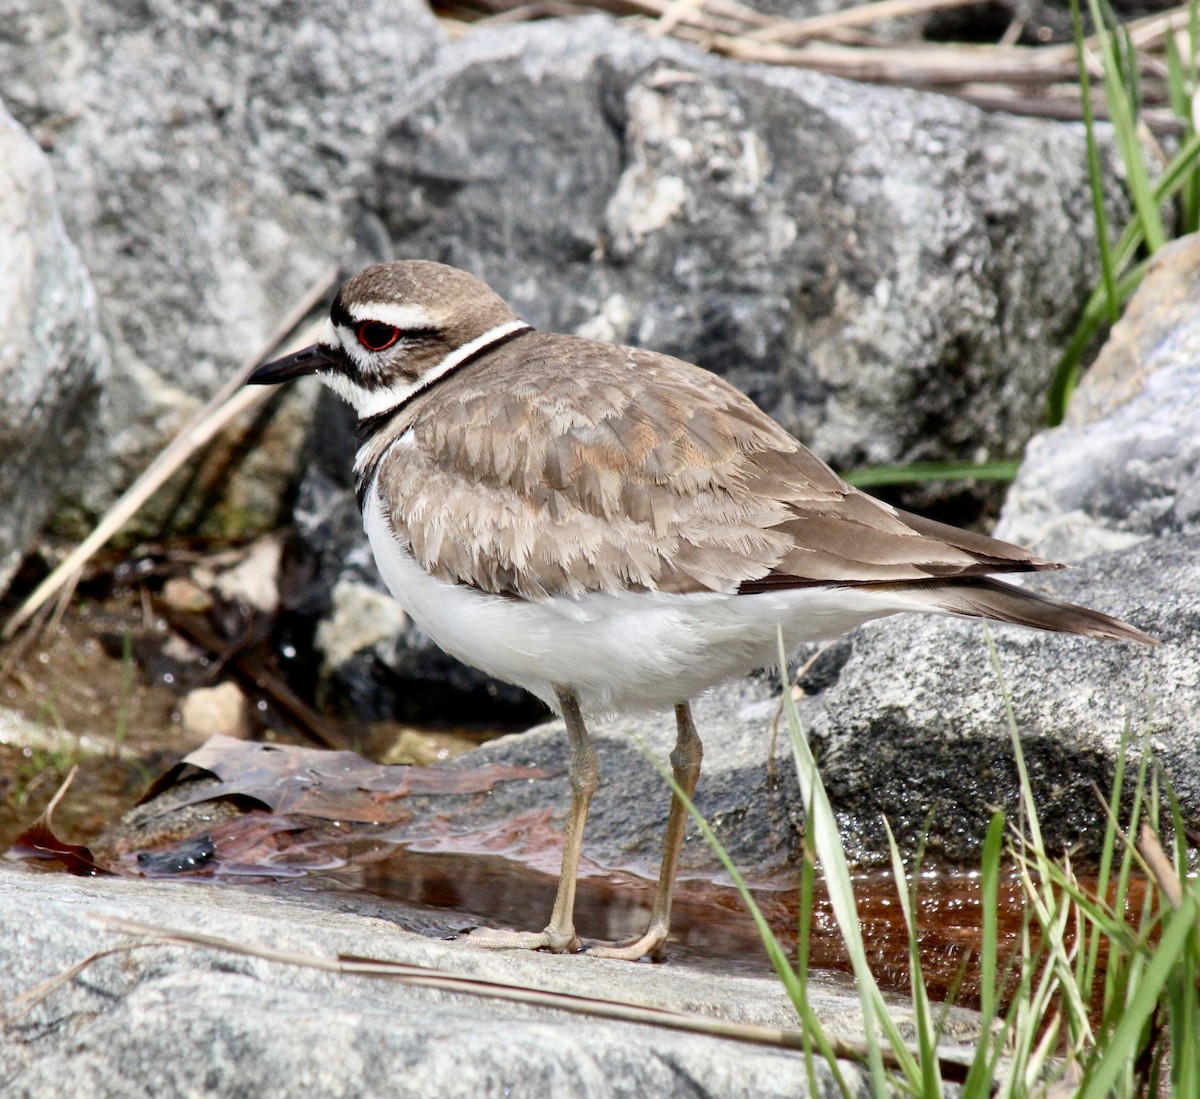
249;260;1155;960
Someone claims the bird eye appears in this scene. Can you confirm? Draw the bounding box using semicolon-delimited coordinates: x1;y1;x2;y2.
355;321;401;352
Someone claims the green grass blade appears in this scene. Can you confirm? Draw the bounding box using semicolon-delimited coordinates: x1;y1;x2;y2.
977;811;1005;1029
795;838;823;1099
1051;0;1200;423
1070;0;1120;326
1164;28;1200;232
777;633;924;1091
1078;718;1131;995
983;628;1043;854
631;733;855;1096
1046;258;1148;424
116;627;134;746
843;459;1020;490
957;811;1010;1099
883;819;942;1098
1085;0;1166;253
1166;29;1189;118
1078;893;1200;1099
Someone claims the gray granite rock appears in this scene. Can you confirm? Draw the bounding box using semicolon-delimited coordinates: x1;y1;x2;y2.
0;0;443;528
996;234;1200;562
0;863;914;1097
0;101;108;593
0;0;85;142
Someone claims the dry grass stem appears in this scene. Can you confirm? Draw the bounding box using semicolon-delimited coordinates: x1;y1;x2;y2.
1136;821;1183;909
2;265;338;642
78;913;977;1081
440;0;1196;124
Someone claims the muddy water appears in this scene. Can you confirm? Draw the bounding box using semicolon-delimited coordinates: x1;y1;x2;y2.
5;734;1136;1011
309;847;1032;1003
4;745;1029;1004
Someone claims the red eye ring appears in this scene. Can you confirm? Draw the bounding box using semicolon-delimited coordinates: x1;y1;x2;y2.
356;321;401;352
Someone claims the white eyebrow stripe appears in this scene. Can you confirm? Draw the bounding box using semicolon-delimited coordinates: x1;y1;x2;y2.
347;301;439;330
351;319;531;419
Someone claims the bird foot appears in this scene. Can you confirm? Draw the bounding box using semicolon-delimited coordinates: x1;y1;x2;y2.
465;925;581;953
583;925;670;962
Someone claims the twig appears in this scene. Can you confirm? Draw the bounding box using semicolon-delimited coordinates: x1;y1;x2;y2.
743;0;990;45
4;945;145;1024
76;913;979;1082
648;0;707;38
443;0;1193;125
3;265;337;641
161;602;356;751
708;35;1083;85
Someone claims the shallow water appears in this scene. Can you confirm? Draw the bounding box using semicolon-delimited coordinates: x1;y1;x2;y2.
298;846;1035;1002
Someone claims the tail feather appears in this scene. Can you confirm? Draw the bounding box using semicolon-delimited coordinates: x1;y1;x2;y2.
885;577;1159;646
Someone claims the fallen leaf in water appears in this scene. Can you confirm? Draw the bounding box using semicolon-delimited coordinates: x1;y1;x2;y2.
11;735;555;882
8;766;112;876
137;735;548;822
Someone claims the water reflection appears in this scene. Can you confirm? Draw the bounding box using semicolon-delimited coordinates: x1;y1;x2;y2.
308;847;1052;1002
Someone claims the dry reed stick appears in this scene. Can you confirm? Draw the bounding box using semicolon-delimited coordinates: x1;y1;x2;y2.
3;265;337;641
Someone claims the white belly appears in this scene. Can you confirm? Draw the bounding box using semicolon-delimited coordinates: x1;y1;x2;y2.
362;490;932;716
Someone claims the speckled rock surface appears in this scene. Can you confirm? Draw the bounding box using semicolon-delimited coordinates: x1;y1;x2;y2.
996;234;1200;561
0;0;443;528
0;100;108;593
0;864;913;1098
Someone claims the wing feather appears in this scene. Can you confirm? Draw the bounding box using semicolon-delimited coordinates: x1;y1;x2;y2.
370;332;1053;600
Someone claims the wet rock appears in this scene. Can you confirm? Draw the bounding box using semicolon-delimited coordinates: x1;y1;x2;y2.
0;102;108;594
397;677;805;882
1;862;937;1097
314;578;410;675
377;727;483;766
197;536;285;615
996;234;1200;561
160;576;213;615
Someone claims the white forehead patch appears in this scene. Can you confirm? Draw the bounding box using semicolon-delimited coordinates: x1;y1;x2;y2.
347;300;438;330
318;316;341;350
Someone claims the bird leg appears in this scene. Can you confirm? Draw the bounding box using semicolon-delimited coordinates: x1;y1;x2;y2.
586;701;703;961
467;685;597;953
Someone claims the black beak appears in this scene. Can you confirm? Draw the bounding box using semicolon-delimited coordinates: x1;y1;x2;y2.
247;344;333;385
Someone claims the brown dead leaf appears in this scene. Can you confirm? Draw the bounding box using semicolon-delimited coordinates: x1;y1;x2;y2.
137;735;548;823
8;766;112;875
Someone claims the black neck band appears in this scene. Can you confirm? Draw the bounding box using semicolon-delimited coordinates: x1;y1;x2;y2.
354;325;532;452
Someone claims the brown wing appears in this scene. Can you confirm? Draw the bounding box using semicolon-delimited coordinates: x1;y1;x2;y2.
372;331;1054;600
